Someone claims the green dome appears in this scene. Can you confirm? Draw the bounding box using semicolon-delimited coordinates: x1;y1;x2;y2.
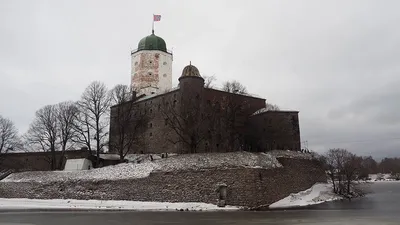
137;32;167;52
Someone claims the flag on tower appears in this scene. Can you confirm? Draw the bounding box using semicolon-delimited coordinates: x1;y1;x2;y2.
153;14;161;21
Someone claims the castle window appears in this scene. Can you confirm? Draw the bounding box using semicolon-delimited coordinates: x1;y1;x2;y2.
148;72;152;76
163;74;167;78
163;62;167;65
165;118;168;125
150;132;153;137
135;62;138;66
158;104;161;110
150;109;153;113
149;123;153;128
149;60;153;64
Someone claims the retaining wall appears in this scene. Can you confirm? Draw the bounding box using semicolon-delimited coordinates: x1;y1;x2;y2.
0;158;326;208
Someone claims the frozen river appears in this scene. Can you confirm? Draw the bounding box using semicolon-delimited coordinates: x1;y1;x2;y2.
0;182;398;225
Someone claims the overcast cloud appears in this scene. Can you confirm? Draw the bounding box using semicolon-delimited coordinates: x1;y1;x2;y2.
1;0;399;157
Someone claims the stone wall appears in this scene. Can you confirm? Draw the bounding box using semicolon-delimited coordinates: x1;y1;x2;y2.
245;111;301;152
109;85;267;155
0;158;326;208
0;150;90;172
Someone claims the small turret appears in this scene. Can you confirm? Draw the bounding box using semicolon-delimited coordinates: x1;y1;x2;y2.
179;62;204;90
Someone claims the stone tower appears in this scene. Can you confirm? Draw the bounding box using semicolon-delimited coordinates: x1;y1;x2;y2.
131;31;173;96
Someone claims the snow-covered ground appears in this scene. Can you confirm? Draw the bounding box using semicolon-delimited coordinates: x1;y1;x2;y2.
268;150;315;160
369;174;400;182
1;151;283;183
269;183;341;209
0;198;239;211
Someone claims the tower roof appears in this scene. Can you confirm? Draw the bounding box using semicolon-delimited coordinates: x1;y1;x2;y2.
137;32;167;52
180;62;202;78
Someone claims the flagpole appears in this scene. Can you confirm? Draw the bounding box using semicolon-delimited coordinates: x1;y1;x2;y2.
152;14;154;34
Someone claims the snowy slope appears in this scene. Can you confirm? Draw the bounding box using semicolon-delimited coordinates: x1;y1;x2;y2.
1;152;282;183
269;183;341;209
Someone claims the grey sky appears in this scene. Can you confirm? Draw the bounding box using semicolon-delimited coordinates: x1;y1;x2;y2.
1;0;399;157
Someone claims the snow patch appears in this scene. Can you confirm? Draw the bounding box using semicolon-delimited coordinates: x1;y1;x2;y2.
0;198;239;211
369;173;400;182
269;183;341;209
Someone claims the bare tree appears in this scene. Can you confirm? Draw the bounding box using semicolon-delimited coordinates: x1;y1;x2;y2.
359;156;378;180
324;148;363;197
56;101;79;168
203;75;217;88
222;80;247;94
110;84;132;104
25;105;59;170
161;95;207;154
210;96;249;151
379;157;400;174
76;81;111;167
109;84;148;161
342;154;362;195
265;103;280;111
72;106;94;153
0;115;19;154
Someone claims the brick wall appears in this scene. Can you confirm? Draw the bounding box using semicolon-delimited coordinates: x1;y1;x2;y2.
0;158;326;208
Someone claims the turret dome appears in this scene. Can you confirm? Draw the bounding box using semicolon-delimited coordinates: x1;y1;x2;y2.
180;63;202;78
137;32;167;52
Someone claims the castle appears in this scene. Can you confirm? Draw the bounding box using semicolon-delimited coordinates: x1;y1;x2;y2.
0;30;328;210
109;31;301;155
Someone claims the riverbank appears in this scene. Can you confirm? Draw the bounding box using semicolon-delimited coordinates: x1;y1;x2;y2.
0;198;239;211
0;183;336;212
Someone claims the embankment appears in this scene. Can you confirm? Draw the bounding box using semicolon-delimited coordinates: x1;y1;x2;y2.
0;152;326;208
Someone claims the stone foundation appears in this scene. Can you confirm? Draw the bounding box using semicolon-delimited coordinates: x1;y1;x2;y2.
0;158;326;208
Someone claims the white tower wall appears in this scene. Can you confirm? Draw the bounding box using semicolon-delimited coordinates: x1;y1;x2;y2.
131;50;173;96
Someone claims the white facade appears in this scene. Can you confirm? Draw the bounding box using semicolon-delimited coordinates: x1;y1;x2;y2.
131;50;173;96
